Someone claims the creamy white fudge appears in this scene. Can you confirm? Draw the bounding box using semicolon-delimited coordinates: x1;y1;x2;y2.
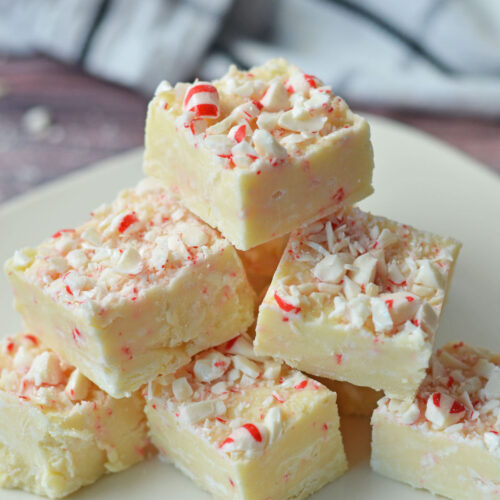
145;334;347;500
255;207;461;398
0;333;149;499
144;58;374;250
372;342;500;500
5;179;255;398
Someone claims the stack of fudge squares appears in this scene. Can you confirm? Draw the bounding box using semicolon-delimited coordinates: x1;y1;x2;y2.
2;58;498;500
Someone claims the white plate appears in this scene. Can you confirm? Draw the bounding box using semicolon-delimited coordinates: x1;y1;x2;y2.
0;115;499;499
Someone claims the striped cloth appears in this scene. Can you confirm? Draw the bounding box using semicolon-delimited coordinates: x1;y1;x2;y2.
1;0;500;116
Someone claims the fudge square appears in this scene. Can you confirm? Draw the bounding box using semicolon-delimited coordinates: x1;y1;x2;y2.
372;342;500;500
0;333;149;499
255;206;461;399
145;334;347;500
144;58;373;250
4;179;255;398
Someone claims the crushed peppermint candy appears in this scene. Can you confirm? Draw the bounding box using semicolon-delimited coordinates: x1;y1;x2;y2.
156;58;356;172
378;342;500;444
269;206;459;340
147;334;334;458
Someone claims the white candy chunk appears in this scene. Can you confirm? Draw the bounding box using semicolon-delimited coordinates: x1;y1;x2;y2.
278;109;327;135
219;424;267;457
415;303;439;333
350;253;377;285
379;292;421;326
425;392;466;429
65;369;91;401
13;346;35;370
474;358;496;378
312;254;348;283
387;261;406;285
179;225;208;247
225;336;256;360
48;256;68;273
256;112;280;131
193;351;230;382
376;228;398;249
263;360;281;380
439;350;468;370
365;283;380;297
115;247;142;275
370;298;394;333
13;249;34;269
264;407;283;444
399;402;421;425
232;355;261;379
484;367;500;400
415;260;446;289
349;295;371;329
211;381;228;395
287;73;316;94
252;129;287;160
343;276;361;300
484;432;500;455
172;377;193;401
180;400;225;425
66;249;89;269
204;135;235;155
227;368;241;383
25;351;64;387
64;270;92;293
150;243;170;271
304;91;330;112
260;81;289;111
154;80;173;96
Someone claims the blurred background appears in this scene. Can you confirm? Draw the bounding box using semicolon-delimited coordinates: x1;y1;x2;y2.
0;0;499;202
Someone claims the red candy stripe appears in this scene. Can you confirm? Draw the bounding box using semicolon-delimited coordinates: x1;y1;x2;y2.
274;292;301;314
242;423;262;442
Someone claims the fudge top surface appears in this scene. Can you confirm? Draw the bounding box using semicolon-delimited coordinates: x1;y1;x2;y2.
0;332;105;412
7;179;228;310
153;58;362;172
265;206;460;340
377;342;500;446
147;334;333;460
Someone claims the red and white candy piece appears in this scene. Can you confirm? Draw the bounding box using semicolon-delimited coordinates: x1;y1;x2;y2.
425;392;466;429
219;423;267;456
183;82;220;118
285;72;320;94
228;123;248;143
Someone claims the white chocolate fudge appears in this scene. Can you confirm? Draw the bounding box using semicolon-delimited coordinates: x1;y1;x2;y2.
372;342;500;500
144;58;373;250
255;207;461;398
145;335;347;500
238;235;288;296
0;333;149;499
5;179;255;398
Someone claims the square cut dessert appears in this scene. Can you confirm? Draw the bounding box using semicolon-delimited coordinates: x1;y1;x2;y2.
255;207;461;399
144;58;374;250
4;179;255;398
0;333;149;499
145;334;347;500
372;341;500;500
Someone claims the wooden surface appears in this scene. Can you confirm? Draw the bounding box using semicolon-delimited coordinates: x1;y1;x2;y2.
0;55;499;203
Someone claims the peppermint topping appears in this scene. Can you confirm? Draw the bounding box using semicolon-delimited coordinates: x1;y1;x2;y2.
272;206;459;339
158;59;356;171
0;333;96;408
380;342;500;441
11;179;224;312
149;335;328;457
